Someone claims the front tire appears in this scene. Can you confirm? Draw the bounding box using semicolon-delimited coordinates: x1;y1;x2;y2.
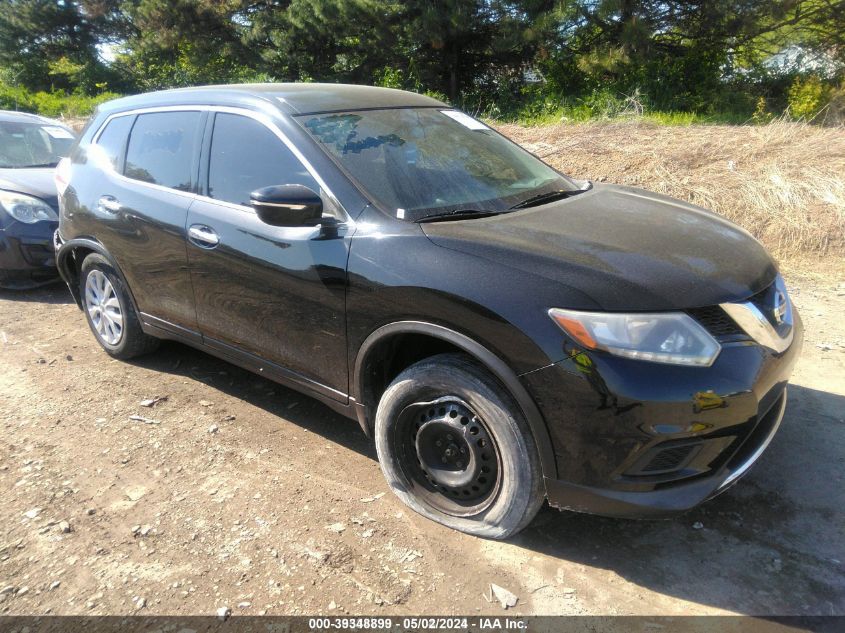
80;253;159;359
374;353;544;539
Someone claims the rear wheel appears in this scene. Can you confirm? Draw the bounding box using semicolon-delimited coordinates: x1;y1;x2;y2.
374;353;544;539
80;253;158;359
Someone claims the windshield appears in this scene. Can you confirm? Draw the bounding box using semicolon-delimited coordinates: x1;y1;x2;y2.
0;120;75;169
300;108;578;221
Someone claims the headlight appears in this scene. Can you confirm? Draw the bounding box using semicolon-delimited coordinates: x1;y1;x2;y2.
549;308;721;366
0;190;58;224
0;190;59;224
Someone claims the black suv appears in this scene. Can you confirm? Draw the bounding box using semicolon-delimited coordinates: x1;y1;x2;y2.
56;84;802;538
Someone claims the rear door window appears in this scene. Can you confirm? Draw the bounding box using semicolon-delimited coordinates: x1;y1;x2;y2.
125;111;203;191
93;115;134;171
207;113;318;207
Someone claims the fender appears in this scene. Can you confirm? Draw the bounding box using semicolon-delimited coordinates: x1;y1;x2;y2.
353;320;558;481
55;236;140;315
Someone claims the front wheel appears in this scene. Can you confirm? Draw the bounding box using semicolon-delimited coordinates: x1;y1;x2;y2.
374;353;544;539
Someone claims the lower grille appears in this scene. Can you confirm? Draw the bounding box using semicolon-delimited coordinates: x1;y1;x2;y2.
640;445;696;474
626;440;702;477
22;243;55;266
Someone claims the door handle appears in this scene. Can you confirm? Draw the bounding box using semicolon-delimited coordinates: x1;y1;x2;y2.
97;195;121;214
188;224;220;249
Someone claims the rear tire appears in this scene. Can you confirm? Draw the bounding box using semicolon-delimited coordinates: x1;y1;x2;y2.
374;353;544;539
80;253;159;359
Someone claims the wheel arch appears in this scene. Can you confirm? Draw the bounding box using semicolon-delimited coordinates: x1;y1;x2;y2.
56;237;140;314
352;320;557;481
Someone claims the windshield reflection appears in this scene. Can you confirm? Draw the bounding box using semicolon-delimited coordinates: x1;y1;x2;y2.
301;108;577;221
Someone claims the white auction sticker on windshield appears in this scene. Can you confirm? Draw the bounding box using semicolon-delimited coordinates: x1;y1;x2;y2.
42;126;74;140
440;110;489;131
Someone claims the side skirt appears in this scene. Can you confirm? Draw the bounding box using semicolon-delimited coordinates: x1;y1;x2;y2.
140;313;359;423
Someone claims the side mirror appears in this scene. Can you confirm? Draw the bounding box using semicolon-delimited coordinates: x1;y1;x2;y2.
250;184;323;227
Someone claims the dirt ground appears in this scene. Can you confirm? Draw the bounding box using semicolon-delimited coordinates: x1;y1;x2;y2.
0;263;843;617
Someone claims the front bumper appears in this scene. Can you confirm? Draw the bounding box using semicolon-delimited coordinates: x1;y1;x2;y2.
523;310;803;518
542;392;787;517
0;220;59;289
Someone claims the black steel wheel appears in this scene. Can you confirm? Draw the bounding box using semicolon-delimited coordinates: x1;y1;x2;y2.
396;397;501;516
375;353;544;539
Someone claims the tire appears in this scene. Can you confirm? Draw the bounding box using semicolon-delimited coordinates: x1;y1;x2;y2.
374;353;545;539
80;253;159;359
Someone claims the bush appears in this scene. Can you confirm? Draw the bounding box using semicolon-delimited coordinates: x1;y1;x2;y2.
0;79;119;118
580;88;644;118
423;89;450;105
788;75;833;120
752;96;775;124
374;67;404;90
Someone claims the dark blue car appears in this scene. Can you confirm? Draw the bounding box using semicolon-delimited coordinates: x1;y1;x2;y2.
0;110;75;288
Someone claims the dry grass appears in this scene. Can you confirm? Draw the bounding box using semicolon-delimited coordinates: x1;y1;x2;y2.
497;119;845;263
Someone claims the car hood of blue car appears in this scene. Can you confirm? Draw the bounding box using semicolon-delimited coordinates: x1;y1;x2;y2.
0;167;60;210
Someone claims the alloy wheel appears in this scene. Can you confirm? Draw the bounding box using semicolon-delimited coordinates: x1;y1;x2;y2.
85;269;124;346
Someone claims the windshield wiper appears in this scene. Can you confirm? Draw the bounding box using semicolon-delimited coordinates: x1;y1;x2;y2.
416;209;502;223
509;188;587;210
15;162;60;169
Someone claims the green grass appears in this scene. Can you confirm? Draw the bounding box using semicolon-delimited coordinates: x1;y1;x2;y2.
499;107;754;127
643;110;751;125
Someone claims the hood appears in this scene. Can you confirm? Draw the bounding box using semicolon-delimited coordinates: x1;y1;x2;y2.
421;184;777;311
0;168;60;210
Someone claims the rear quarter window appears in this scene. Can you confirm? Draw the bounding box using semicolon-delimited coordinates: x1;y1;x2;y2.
93;115;134;171
124;111;203;192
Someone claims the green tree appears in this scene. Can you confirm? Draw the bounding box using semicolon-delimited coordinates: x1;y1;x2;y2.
4;0;844;118
537;1;844;113
243;0;394;84
114;0;257;89
0;0;120;92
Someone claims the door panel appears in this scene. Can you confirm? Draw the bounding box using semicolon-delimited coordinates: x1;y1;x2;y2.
186;111;351;398
78;111;204;329
97;180;197;328
186;200;351;398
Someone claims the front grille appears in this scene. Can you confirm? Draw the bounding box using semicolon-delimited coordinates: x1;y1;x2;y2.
746;281;790;332
747;285;772;308
688;280;783;340
687;306;744;337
